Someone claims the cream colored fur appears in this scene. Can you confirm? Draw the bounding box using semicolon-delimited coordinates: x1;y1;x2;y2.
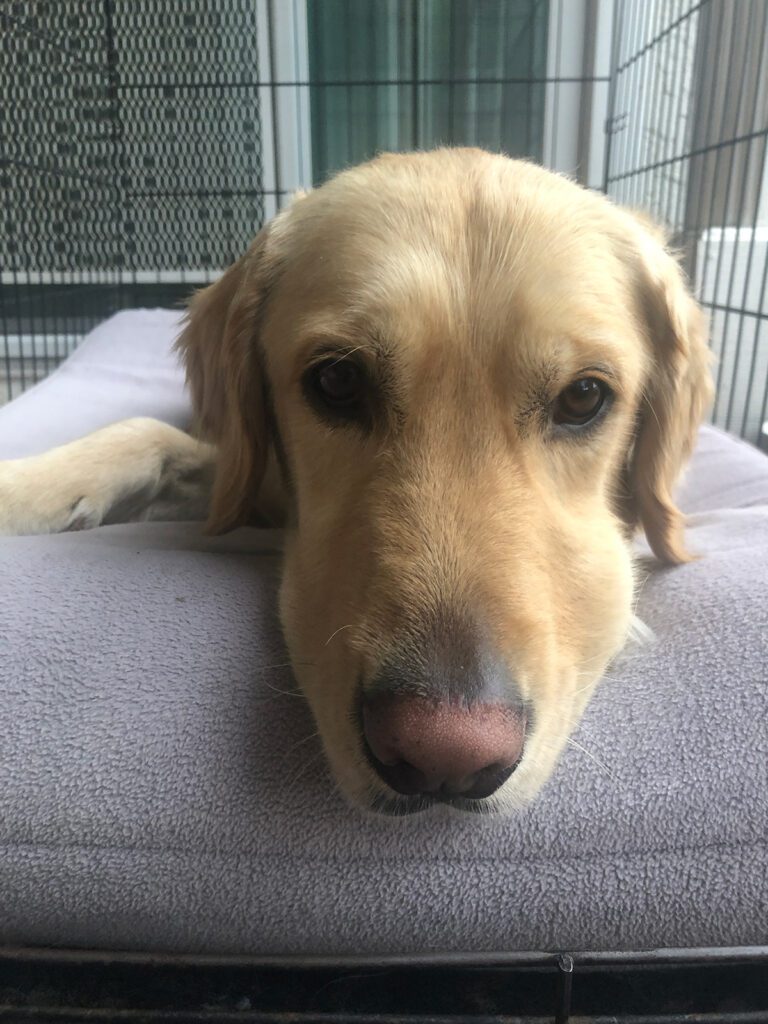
0;419;215;535
0;149;712;814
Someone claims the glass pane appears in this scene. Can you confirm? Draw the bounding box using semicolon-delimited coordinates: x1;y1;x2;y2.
307;0;550;184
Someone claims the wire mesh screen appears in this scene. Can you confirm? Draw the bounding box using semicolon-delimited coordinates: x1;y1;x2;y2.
604;0;768;447
1;0;267;400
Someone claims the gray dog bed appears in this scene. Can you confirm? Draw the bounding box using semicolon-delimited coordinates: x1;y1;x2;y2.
0;310;766;956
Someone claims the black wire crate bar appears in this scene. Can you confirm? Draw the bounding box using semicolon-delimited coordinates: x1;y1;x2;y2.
0;945;767;1023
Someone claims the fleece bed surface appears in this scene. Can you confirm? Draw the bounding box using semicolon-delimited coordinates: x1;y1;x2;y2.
0;310;766;955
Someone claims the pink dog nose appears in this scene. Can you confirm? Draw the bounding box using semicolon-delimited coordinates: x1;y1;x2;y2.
362;694;526;799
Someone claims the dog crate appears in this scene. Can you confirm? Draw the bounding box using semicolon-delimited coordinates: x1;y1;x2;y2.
2;1;767;450
2;5;768;1021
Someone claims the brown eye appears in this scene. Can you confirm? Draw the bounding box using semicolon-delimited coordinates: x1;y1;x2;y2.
553;377;609;426
303;356;372;427
313;359;363;408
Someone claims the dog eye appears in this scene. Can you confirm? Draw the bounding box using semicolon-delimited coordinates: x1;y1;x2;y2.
553;378;608;426
307;358;366;412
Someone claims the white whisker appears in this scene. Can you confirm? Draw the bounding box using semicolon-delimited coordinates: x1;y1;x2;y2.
567;738;617;781
260;680;305;699
255;660;314;672
645;396;662;432
286;749;326;792
571;680;600;698
626;613;655;646
324;623;356;646
281;730;321;767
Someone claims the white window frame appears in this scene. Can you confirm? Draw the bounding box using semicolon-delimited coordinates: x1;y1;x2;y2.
542;0;613;189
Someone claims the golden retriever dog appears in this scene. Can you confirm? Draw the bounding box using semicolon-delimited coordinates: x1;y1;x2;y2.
0;149;712;815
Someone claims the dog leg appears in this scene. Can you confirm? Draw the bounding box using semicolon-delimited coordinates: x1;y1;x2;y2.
0;418;217;536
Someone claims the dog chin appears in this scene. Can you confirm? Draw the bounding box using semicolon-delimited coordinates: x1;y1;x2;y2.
366;790;509;818
344;769;533;819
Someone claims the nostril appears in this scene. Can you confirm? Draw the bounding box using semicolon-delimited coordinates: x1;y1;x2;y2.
364;746;521;799
362;693;526;800
369;757;431;797
459;761;518;799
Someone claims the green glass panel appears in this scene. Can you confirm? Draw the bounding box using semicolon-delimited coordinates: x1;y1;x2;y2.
307;0;549;184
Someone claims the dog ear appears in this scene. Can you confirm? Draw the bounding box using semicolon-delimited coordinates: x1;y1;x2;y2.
176;224;277;534
620;220;714;564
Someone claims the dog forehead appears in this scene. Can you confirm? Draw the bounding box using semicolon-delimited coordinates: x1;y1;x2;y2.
268;152;641;378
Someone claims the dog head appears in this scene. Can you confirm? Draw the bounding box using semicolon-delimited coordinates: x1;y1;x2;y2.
179;149;712;815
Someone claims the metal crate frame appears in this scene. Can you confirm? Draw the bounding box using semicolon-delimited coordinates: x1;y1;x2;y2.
0;945;767;1023
1;4;766;1020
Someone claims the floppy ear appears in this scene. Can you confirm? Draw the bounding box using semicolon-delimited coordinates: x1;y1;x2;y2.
176;224;276;534
621;223;714;564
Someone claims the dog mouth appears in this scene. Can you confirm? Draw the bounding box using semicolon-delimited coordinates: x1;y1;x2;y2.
365;783;512;817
